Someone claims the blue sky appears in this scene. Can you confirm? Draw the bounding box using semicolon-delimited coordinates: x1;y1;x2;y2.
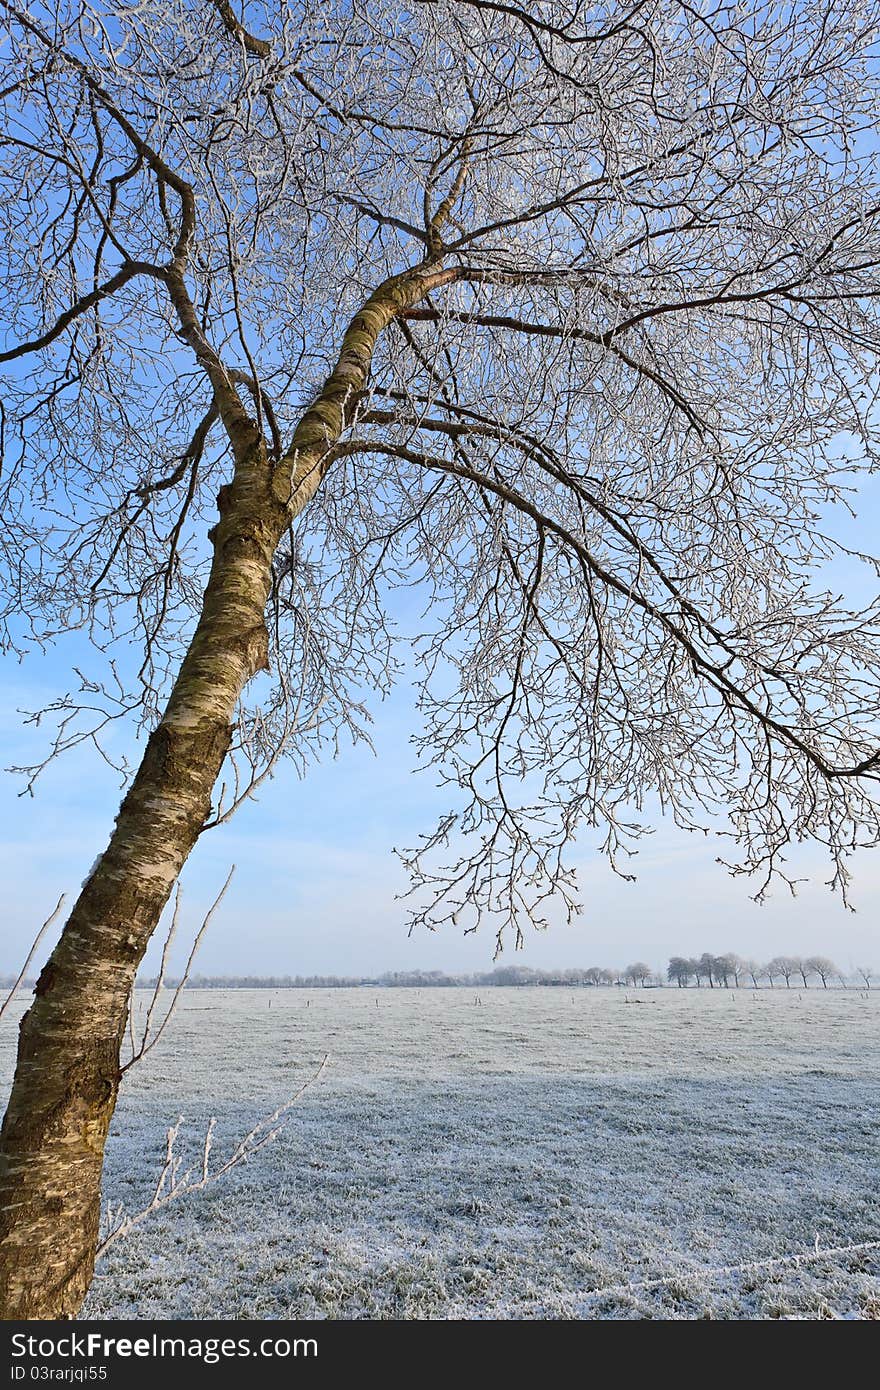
2;592;879;981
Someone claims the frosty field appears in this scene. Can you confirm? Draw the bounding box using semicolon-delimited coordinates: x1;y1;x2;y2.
3;986;878;1319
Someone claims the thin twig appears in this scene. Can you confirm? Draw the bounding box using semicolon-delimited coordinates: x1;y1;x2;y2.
0;894;66;1024
121;868;235;1073
96;1054;329;1257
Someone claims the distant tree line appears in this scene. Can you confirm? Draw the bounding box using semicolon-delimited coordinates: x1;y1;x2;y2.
665;954;874;989
135;959;873;990
3;960;874;993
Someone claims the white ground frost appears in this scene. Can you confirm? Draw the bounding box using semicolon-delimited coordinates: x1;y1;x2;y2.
2;986;877;1319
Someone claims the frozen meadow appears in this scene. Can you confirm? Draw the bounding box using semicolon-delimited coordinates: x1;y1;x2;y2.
3;986;878;1320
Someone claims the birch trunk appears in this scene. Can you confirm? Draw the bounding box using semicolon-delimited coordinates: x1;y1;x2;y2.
0;438;286;1318
0;265;452;1320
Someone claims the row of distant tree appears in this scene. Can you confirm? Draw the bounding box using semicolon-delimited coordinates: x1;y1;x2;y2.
664;954;871;989
4;959;875;993
80;958;873;991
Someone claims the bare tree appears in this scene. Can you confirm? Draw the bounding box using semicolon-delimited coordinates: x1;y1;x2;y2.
667;956;692;988
3;0;880;1319
741;959;762;990
857;966;875;990
714;953;742;988
767;956;798;989
697;954;718;989
625;961;652;988
805;956;838;989
762;960;779;989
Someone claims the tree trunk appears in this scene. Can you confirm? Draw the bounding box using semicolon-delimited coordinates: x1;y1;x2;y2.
0;263;455;1320
0;440;285;1318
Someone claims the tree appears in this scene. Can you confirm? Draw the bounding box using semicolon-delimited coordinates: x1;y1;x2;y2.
625;962;652;988
562;967;587;986
667;956;692;988
804;956;838;989
714;953;742;988
857;966;875;990
741;959;762;989
697;954;718;989
3;0;880;1320
795;957;813;988
767;956;798;989
491;965;539;987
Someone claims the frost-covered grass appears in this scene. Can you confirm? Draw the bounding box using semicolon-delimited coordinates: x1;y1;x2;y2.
2;986;878;1319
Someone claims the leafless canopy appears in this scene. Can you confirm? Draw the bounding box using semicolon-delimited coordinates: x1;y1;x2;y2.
4;1;880;948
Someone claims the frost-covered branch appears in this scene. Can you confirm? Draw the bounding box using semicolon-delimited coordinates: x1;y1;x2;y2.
121;868;236;1074
96;1054;329;1258
0;895;66;1026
